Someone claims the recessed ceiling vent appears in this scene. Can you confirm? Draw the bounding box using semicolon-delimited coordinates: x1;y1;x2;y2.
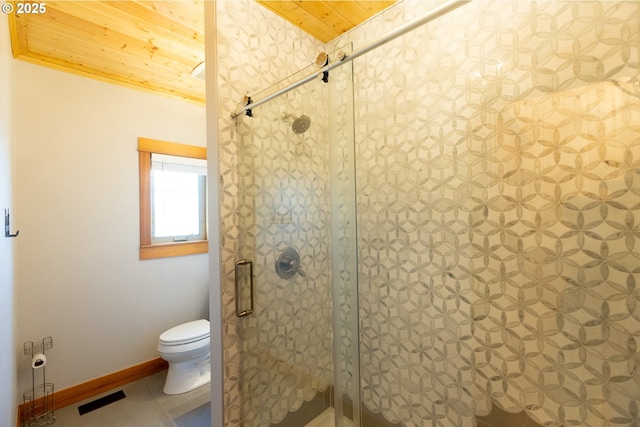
190;61;205;81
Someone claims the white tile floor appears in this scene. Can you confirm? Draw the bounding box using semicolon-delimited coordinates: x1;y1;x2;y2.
50;371;211;427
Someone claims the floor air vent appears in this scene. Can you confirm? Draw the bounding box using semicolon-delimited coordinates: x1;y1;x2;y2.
78;390;126;415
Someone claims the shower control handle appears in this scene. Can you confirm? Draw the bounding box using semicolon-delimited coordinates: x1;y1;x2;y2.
287;259;306;277
275;248;305;279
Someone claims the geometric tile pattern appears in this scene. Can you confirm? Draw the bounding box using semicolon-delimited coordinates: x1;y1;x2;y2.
217;1;640;426
227;49;358;423
234;76;333;426
214;2;326;426
347;1;640;426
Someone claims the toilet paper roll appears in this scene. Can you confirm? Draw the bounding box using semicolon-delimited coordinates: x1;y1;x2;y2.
31;354;46;369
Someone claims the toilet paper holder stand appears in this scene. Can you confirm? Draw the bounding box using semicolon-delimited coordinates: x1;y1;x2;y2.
24;337;53;358
23;337;55;426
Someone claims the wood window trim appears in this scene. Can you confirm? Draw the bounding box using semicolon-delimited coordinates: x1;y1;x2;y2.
138;137;208;260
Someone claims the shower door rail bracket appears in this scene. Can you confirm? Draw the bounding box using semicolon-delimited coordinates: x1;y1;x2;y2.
229;0;472;119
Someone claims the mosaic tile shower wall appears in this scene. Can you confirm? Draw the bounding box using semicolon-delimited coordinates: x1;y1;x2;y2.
217;0;640;426
332;1;640;426
235;80;333;426
215;2;325;426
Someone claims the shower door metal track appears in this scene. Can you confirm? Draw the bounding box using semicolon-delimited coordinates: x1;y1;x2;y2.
230;0;472;119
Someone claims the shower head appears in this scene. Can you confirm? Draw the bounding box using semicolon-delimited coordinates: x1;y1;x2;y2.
291;115;311;134
282;112;311;134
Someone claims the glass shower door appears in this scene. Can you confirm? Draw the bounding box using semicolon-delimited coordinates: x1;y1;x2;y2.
233;46;359;427
234;64;335;427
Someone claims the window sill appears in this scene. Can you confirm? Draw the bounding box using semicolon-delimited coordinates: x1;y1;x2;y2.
140;241;208;260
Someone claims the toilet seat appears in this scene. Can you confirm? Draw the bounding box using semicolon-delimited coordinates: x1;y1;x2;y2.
158;336;209;354
159;319;210;346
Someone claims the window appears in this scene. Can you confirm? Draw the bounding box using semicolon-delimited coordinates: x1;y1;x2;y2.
151;154;207;243
138;137;207;260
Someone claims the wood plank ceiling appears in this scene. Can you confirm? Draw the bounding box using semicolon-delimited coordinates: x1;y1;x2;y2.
7;1;395;105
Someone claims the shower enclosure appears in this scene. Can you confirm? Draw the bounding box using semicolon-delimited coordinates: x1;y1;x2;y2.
229;46;361;427
214;1;640;426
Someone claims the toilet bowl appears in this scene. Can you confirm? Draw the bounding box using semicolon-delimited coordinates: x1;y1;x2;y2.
157;319;211;395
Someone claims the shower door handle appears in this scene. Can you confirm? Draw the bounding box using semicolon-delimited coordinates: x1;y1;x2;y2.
235;259;254;317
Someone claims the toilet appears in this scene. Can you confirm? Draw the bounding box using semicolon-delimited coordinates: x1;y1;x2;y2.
157;319;211;395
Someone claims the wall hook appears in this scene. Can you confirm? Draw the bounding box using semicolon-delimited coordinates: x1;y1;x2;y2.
4;209;19;238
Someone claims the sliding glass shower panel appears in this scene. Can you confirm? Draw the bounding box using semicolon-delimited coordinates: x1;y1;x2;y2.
352;1;640;426
235;64;334;426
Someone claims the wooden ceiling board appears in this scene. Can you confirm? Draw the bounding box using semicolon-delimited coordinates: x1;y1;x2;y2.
106;2;203;46
48;2;204;67
46;5;202;74
134;1;204;34
9;1;205;104
296;1;357;35
48;2;204;61
7;12;28;56
256;1;342;43
21;44;205;103
11;45;198;102
357;1;395;15
332;1;395;27
24;15;193;83
8;0;395;104
20;18;205;103
327;1;376;26
26;28;187;83
256;1;393;43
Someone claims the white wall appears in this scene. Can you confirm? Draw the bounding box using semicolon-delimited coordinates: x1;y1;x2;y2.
0;13;17;427
14;62;209;394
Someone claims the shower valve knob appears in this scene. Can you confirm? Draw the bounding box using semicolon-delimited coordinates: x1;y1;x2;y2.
275;247;305;279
